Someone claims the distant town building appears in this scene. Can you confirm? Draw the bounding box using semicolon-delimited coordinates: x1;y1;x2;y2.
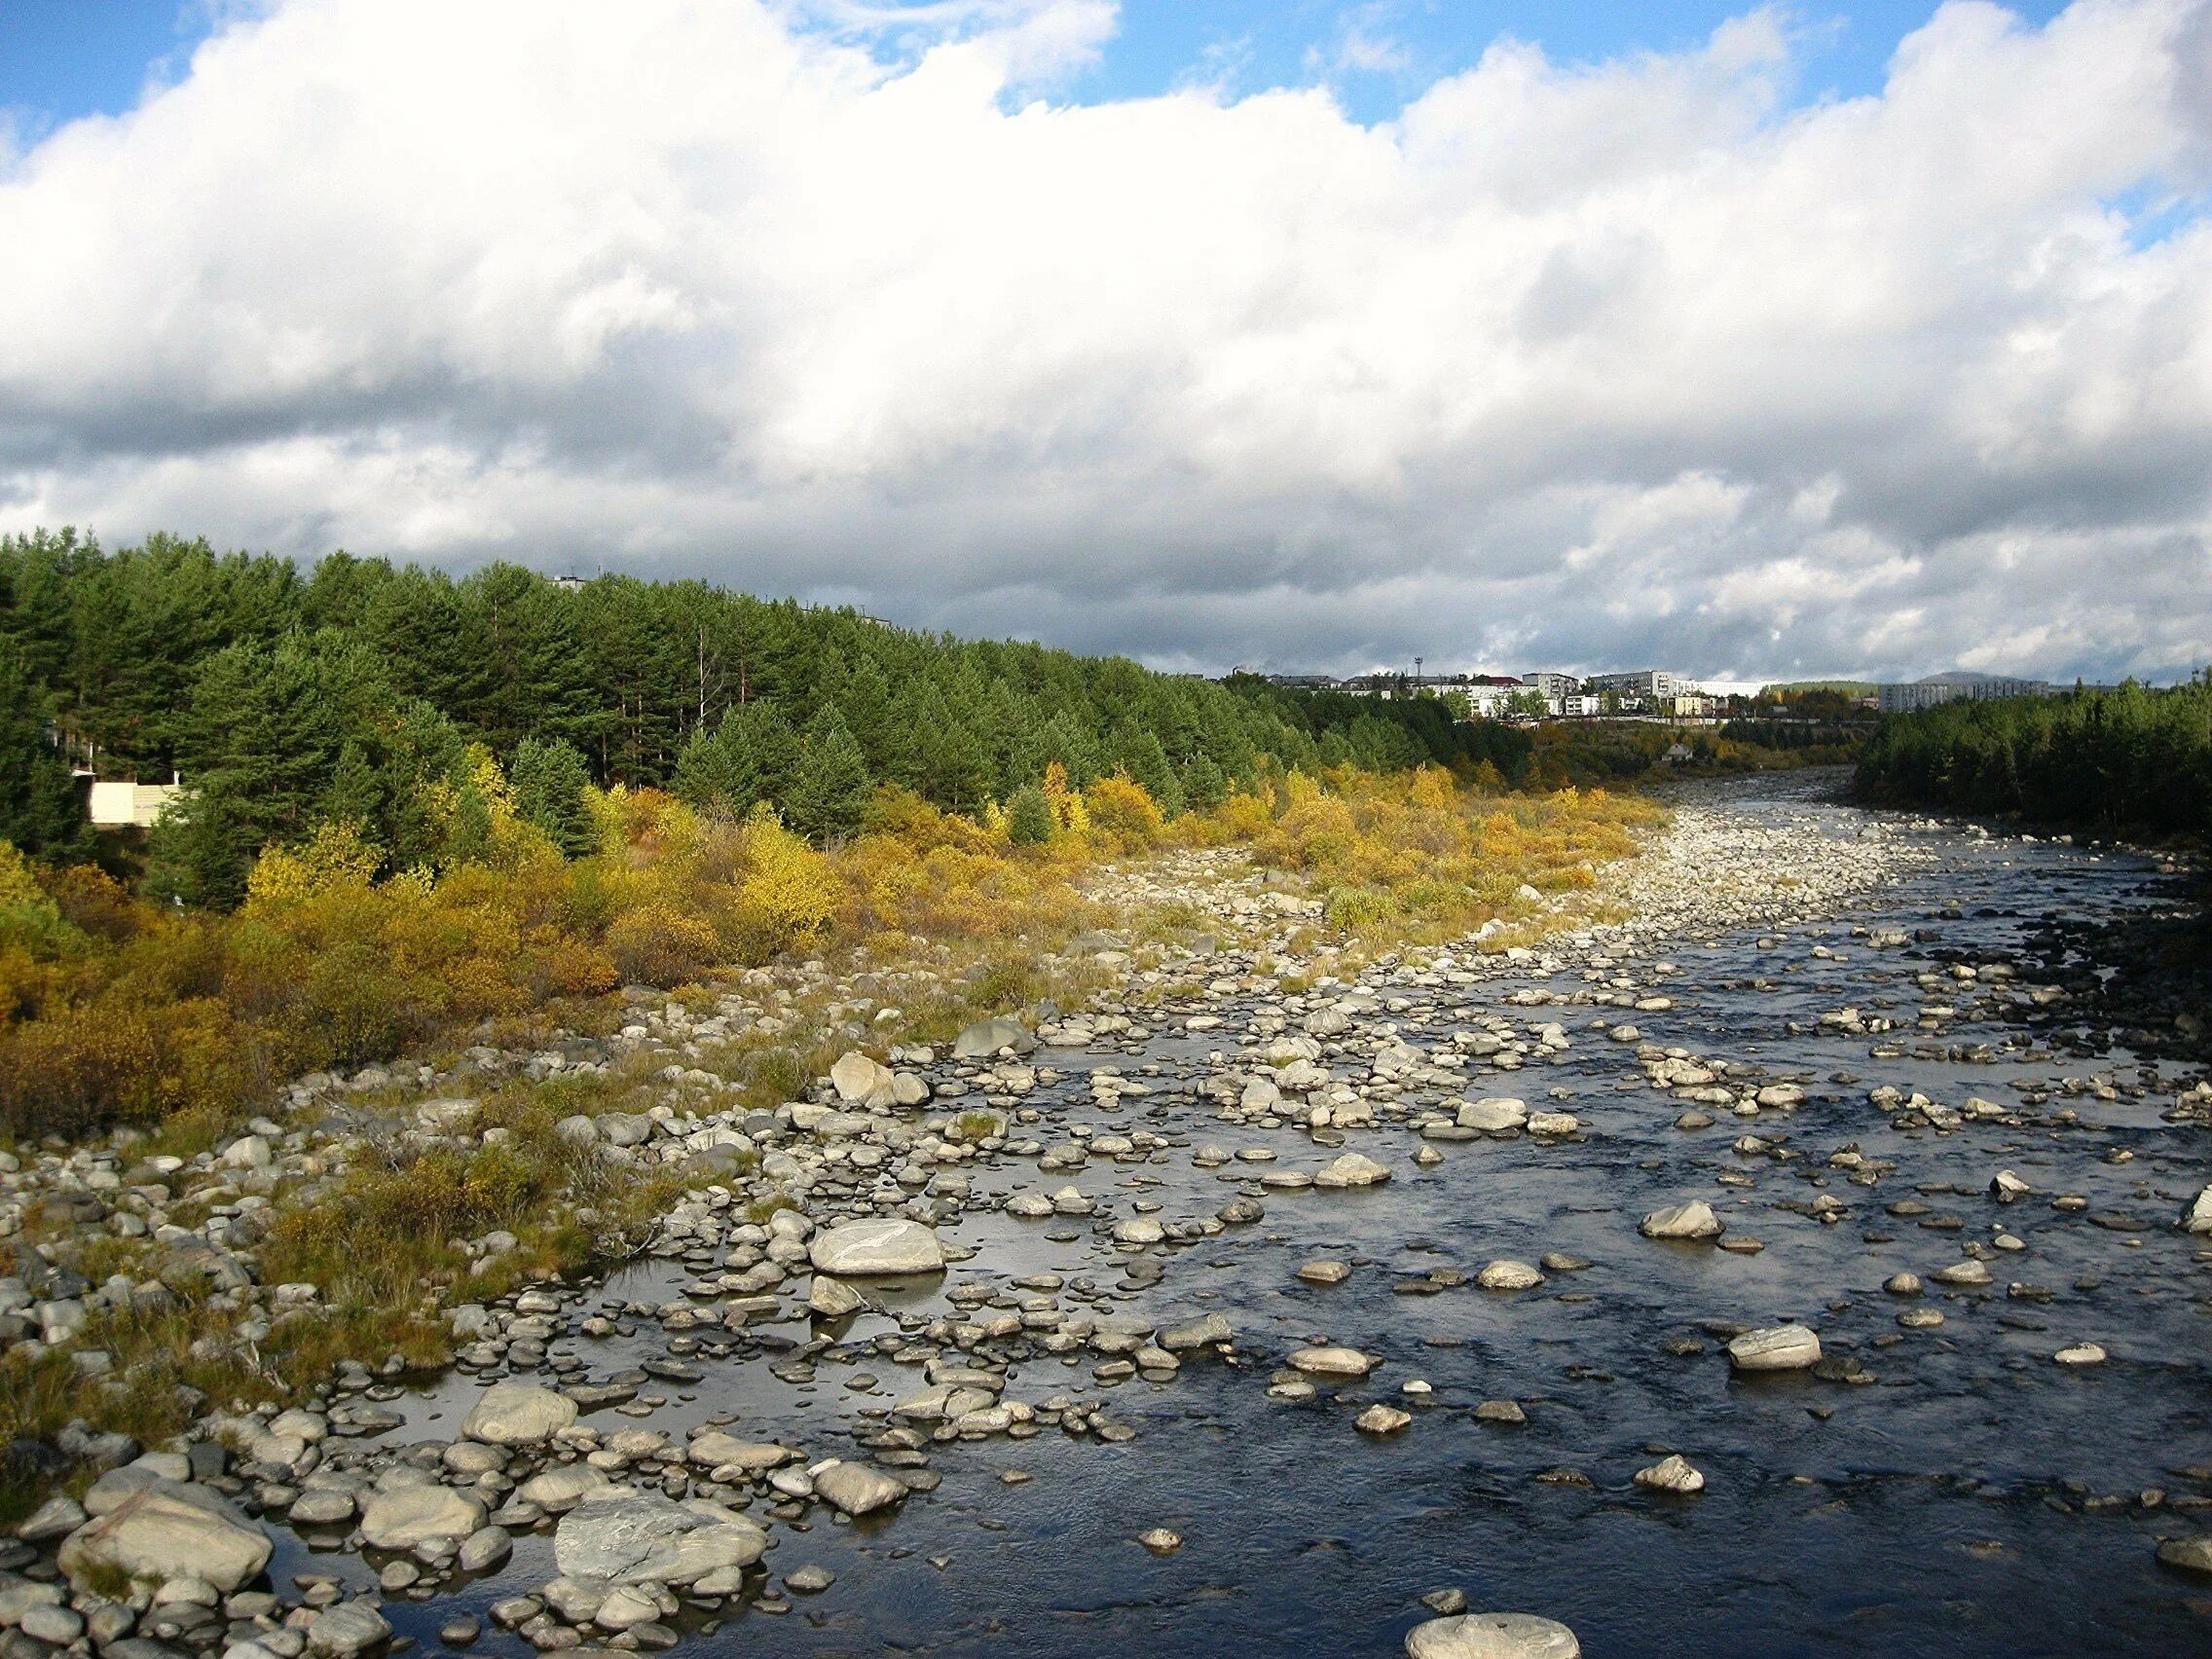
1876;674;2053;713
1521;672;1579;700
1584;670;1689;702
89;778;184;829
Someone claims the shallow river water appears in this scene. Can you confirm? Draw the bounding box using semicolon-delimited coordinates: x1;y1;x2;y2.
282;781;2212;1657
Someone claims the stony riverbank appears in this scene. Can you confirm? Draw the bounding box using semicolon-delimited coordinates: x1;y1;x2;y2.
6;776;2212;1659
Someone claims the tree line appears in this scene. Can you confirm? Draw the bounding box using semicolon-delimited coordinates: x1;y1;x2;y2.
1853;677;2212;836
0;530;1525;903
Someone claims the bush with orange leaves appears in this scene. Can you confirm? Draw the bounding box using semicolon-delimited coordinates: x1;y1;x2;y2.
0;756;1657;1141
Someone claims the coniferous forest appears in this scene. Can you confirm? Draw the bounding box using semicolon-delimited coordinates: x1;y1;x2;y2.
0;530;1635;1144
1854;678;2212;837
0;530;1528;903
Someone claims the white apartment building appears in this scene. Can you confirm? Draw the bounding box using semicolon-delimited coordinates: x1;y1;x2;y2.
1877;675;2051;713
1583;670;1688;701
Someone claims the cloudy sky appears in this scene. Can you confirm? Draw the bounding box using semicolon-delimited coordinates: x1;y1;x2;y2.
1;0;2208;682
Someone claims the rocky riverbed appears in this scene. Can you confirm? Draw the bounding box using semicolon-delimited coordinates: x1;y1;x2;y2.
7;773;2212;1658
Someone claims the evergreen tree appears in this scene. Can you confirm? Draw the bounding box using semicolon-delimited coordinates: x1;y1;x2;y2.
510;737;598;856
787;704;872;842
1006;784;1053;846
0;653;91;862
673;700;799;818
1115;726;1184;816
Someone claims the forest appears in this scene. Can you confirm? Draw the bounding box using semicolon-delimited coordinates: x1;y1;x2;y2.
0;531;1650;1145
0;530;1525;904
1853;677;2212;836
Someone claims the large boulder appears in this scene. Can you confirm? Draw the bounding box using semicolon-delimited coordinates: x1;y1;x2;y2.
305;1602;392;1658
2183;1186;2212;1235
1727;1324;1822;1372
952;1018;1033;1059
2158;1535;2212;1574
1286;1346;1374;1378
1406;1613;1581;1658
1457;1097;1529;1134
830;1052;896;1103
57;1481;271;1594
463;1382;577;1445
1314;1153;1391;1189
357;1485;487;1551
687;1432;800;1475
553;1490;768;1587
1641;1200;1724;1240
808;1218;944;1276
809;1460;907;1517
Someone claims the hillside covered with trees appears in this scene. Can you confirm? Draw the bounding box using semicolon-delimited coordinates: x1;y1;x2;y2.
0;530;1651;1146
1854;678;2212;836
1;530;1514;903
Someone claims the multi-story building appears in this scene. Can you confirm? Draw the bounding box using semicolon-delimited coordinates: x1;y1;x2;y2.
1521;672;1579;700
1583;670;1688;702
1876;674;2053;713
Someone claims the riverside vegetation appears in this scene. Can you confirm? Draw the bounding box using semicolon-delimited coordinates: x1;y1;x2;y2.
1856;675;2212;839
0;534;1656;1536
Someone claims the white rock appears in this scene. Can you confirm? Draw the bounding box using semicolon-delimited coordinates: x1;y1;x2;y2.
1640;1200;1724;1240
809;1459;908;1516
1726;1324;1822;1372
1406;1612;1582;1658
553;1490;768;1585
56;1482;272;1594
808;1217;945;1275
358;1485;487;1550
463;1382;577;1445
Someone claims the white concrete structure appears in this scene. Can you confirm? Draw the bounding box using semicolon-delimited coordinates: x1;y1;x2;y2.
1584;670;1689;702
89;780;183;828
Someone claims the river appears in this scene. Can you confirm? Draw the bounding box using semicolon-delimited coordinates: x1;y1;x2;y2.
277;776;2212;1657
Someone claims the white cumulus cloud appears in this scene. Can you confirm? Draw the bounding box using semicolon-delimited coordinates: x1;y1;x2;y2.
1;0;2208;681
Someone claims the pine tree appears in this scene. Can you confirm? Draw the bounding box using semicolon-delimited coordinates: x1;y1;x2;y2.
787;704;872;842
0;653;91;862
510;737;598;857
674;701;799;818
1006;784;1053;846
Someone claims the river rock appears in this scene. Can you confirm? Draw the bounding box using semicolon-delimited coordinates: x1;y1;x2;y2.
689;1432;800;1474
808;1218;944;1275
1634;1454;1706;1493
359;1485;487;1550
2183;1186;2212;1235
809;1274;867;1316
553;1490;768;1585
830;1052;896;1102
1406;1612;1582;1658
1287;1346;1374;1378
1314;1153;1391;1189
1727;1324;1822;1372
1478;1260;1544;1291
809;1459;908;1516
2158;1536;2212;1574
952;1017;1033;1058
1641;1201;1723;1240
463;1382;577;1445
306;1601;392;1658
56;1480;272;1594
1457;1097;1529;1133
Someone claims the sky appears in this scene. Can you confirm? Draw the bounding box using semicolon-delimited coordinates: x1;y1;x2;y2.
0;0;2206;682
